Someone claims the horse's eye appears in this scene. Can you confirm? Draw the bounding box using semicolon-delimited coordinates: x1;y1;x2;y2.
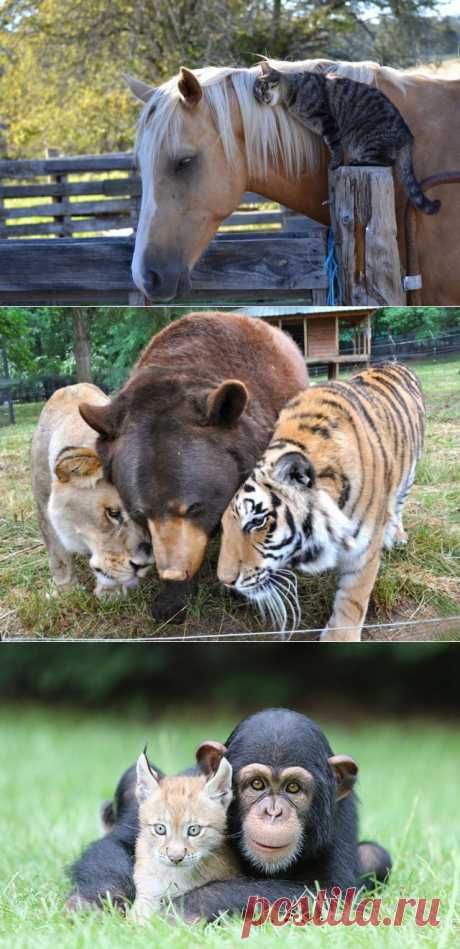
106;508;123;524
174;155;195;173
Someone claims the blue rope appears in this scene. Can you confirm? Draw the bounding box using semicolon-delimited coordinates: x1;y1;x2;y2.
325;227;341;305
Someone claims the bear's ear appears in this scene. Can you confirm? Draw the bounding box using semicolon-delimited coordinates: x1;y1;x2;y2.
328;755;358;801
206;380;248;427
272;451;315;489
79;399;125;439
195;740;229;775
54;447;102;483
178;67;203;107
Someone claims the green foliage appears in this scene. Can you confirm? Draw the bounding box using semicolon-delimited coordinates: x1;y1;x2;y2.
373;306;460;339
0;0;454;158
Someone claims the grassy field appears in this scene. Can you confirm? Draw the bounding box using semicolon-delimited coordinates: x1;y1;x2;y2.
0;708;458;948
1;356;459;641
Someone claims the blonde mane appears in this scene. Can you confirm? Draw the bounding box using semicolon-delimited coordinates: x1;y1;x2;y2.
136;59;412;179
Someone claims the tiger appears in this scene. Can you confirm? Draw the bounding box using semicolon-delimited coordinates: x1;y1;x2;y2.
217;363;425;642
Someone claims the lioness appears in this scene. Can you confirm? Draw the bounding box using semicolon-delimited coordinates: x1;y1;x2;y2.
32;384;154;596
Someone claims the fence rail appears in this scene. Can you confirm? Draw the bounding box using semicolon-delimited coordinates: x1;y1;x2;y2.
0;150;329;304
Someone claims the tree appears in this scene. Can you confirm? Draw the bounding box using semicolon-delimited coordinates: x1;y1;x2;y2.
0;0;448;158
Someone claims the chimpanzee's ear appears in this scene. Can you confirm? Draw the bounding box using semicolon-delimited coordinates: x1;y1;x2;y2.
206;380;248;427
205;757;233;803
99;799;116;834
195;740;229;775
328;755;358;801
178;67;203;107
272;451;316;489
79;398;125;440
135;749;161;803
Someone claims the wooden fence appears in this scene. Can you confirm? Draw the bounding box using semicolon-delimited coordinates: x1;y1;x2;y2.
0;151;328;305
0;152;406;305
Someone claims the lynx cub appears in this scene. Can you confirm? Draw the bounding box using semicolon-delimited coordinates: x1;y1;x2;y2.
131;752;238;923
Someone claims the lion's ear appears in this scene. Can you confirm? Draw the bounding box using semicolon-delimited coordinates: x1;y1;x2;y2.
54;447;103;483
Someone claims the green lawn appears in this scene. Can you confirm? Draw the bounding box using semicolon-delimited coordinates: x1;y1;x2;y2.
1;356;459;640
0;709;458;948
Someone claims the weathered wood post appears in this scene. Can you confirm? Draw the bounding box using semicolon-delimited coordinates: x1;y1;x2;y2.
329;166;406;305
46;147;73;238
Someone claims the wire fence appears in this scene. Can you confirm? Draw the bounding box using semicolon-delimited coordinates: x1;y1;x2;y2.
2;329;460;426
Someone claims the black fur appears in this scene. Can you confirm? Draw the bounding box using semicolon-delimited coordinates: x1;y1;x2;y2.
66;710;391;918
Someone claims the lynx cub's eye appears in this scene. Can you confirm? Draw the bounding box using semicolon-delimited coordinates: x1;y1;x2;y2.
187;825;202;837
251;778;265;791
285;781;301;794
105;507;123;524
152;823;167;836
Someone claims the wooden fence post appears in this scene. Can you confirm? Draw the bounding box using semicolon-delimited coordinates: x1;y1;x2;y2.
46;147;73;238
329;166;406;305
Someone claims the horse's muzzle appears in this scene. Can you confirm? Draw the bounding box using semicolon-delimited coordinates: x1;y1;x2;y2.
138;254;191;302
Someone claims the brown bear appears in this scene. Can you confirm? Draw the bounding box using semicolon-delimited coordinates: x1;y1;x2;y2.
79;310;308;620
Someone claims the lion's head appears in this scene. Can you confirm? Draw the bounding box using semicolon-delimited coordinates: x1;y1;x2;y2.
49;445;154;596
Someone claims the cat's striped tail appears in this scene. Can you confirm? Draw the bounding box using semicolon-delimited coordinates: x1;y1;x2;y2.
396;144;441;215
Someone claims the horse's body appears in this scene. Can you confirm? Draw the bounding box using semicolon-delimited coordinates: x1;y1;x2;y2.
129;60;460;304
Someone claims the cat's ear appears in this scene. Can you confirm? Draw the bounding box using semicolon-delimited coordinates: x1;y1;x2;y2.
136;750;160;803
205;757;233;805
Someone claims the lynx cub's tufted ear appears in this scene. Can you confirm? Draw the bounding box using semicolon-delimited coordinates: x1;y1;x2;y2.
123;74;155;103
54;447;102;483
259;59;271;76
136;751;161;803
206;380;248;427
205;757;233;804
328;755;358;801
178;67;203;107
272;451;316;489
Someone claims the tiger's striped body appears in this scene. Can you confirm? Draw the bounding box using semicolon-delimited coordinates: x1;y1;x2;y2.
218;364;425;641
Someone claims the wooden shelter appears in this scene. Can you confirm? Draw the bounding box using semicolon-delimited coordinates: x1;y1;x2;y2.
236;306;377;378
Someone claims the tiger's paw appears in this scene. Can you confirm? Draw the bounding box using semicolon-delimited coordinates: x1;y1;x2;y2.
320;624;362;643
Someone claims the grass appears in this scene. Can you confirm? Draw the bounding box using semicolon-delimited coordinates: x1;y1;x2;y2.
0;708;458;948
1;356;459;641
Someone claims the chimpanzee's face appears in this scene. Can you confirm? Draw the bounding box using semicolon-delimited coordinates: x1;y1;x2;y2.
235;763;314;871
196;711;358;876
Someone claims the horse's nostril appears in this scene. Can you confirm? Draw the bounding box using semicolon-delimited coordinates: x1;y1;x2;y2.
142;268;161;295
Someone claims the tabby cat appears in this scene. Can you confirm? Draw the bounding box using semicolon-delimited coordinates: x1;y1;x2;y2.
131;752;237;923
253;63;440;215
218;364;425;642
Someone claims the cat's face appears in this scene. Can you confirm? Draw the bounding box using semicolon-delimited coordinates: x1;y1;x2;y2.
136;755;233;869
254;67;282;106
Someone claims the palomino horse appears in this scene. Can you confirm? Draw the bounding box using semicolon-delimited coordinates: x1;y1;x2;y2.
128;60;460;304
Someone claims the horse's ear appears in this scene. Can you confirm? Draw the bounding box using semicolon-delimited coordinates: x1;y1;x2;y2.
122;73;155;103
178;67;203;107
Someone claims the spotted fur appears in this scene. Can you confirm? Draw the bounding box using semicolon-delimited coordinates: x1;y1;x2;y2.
218;364;425;641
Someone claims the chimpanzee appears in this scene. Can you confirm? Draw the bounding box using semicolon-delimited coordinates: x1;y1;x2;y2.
67;709;391;919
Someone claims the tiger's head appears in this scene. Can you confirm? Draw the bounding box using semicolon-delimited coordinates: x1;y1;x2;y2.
218;447;355;631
